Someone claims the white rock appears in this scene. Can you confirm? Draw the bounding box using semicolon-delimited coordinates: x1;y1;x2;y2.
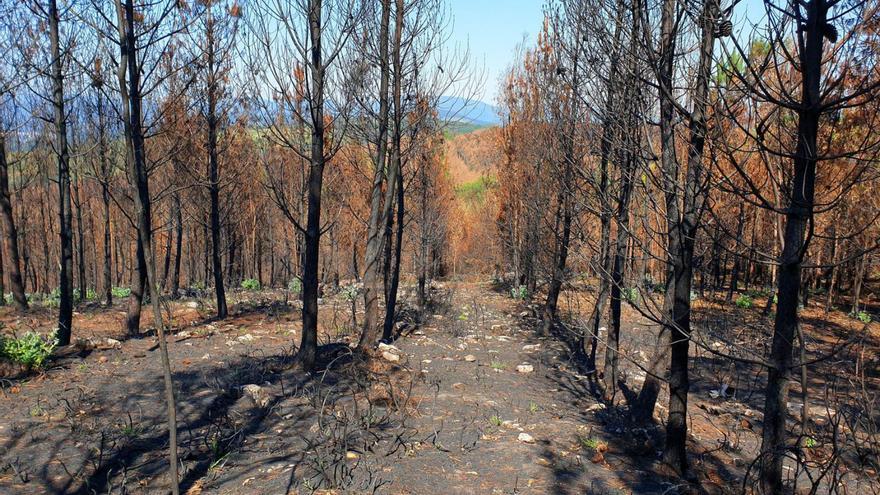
522;344;541;351
377;342;400;353
518;433;535;444
242;384;269;407
106;338;122;348
464;354;477;362
201;353;211;360
516;364;534;374
186;301;199;309
586;403;606;413
237;334;256;343
382;351;400;363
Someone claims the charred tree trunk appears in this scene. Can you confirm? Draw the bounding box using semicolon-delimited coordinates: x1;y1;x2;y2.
116;1;179;491
634;0;677;420
759;2;825;491
295;0;330;371
358;0;394;351
49;0;74;346
0;132;28;311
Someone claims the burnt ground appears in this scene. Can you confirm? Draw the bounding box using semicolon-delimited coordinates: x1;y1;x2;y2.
0;282;877;494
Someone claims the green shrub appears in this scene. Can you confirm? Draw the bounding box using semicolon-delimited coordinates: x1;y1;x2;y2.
856;311;872;324
510;285;527;301
340;284;360;302
241;278;261;291
735;294;753;309
73;288;99;300
0;331;57;368
622;287;639;303
288;277;302;295
112;287;131;299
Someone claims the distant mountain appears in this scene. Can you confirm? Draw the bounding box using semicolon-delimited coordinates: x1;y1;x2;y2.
437;96;501;127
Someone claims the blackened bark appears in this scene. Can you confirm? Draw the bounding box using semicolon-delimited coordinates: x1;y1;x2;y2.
49;0;74;346
171;191;182;298
206;12;227;319
295;0;329;371
0;133;28;310
635;0;677;419
116;1;180;490
759;2;825;491
358;0;394;350
383;167;405;341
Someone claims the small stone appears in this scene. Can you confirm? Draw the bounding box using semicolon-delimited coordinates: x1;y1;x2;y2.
243;384;269;407
464;354;477;362
382;351;400;363
522;344;540;351
518;433;535;444
201;353;211;360
516;364;534;374
106;338;122;348
586;403;606;413
377;342;400;353
237;334;256;343
519;311;530;318
345;451;359;460
98;355;109;363
186;301;199;309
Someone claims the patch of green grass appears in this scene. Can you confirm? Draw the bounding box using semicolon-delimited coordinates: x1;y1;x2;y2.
510;285;528;301
455;175;497;203
735;294;753;309
578;435;601;450
529;401;539;413
489;415;503;426
1;331;57;368
241;278;261;291
111;287;131;299
490;360;506;371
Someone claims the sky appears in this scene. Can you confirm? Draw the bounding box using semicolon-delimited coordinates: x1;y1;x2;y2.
448;0;766;106
447;0;545;105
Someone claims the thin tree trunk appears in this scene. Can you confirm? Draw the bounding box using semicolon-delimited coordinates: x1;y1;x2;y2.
760;2;825;490
49;0;74;346
0;132;28;310
358;0;394;350
116;2;179;491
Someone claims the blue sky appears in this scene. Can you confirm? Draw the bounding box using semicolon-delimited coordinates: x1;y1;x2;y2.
448;0;766;105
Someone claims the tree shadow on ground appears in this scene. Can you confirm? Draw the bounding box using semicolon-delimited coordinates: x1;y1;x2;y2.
0;340;422;494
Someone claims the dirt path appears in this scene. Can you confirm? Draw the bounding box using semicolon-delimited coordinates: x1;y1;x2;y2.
382;282;665;494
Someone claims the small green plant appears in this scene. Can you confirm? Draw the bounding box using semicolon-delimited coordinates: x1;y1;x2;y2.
457;312;469;321
490;360;506;371
288;277;302;295
578;435;601;451
73;288;99;300
622;287;639;303
804;436;817;448
510;285;528;301
340;284;360;301
529;401;539;413
489;415;503;426
111;287;131;299
120;423;143;439
735;294;753;309
29;404;45;417
241;278;261;291
0;331;57;368
856;311;872;324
